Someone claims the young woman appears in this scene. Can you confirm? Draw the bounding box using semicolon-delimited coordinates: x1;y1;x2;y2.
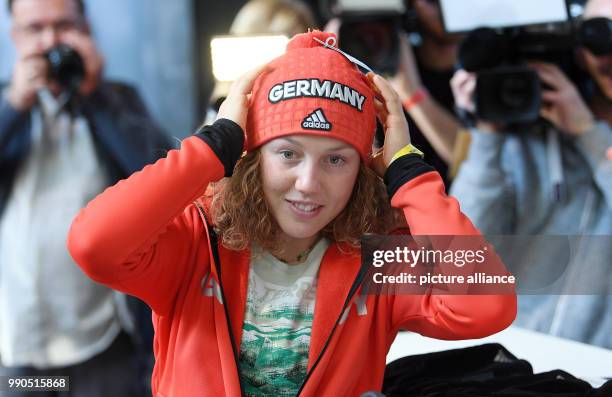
68;31;516;397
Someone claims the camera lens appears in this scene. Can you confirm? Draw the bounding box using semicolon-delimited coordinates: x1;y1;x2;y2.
476;67;541;124
459;28;509;72
580;17;612;56
45;44;85;90
500;77;531;109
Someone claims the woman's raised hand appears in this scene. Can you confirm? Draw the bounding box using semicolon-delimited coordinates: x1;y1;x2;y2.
216;63;271;132
367;72;412;177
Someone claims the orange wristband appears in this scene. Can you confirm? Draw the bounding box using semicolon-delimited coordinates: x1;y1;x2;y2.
402;88;428;111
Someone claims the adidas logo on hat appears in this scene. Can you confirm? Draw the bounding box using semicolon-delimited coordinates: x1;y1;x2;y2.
302;108;331;131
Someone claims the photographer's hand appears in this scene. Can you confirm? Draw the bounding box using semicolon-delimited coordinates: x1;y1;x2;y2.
391;33;460;164
529;61;595;135
450;69;503;134
450;69;475;114
7;50;49;111
62;30;104;97
390;33;423;99
368;72;412;177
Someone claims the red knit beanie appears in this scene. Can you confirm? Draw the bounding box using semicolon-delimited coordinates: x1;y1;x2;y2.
246;30;377;162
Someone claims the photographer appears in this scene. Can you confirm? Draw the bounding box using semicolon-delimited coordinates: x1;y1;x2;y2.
390;0;462;182
0;0;171;395
327;0;462;183
450;0;612;348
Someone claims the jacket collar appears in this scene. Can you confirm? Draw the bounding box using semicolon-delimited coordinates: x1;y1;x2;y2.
308;243;361;368
215;237;362;367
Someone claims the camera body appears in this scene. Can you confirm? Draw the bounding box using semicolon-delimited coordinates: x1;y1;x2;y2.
328;0;419;75
460;26;577;125
45;44;85;91
444;0;612;125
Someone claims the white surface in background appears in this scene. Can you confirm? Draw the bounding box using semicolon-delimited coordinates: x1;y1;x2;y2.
387;325;612;388
336;0;405;13
211;35;288;82
440;0;568;32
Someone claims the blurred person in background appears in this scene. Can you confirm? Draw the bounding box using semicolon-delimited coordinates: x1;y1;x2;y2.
205;0;317;123
327;0;462;185
0;0;172;395
450;0;612;348
390;0;463;184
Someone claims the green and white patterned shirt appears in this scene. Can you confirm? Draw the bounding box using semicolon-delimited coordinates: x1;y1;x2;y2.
239;239;329;397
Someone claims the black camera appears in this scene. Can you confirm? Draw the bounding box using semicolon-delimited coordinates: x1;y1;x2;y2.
440;0;612;125
327;0;419;75
459;26;577;125
579;17;612;55
45;44;85;91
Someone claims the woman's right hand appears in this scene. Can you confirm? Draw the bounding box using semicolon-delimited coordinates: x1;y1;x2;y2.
216;63;271;132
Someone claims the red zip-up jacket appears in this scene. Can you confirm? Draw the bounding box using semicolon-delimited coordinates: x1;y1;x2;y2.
68;120;516;396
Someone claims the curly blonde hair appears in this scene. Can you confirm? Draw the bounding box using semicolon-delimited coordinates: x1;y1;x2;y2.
207;149;399;256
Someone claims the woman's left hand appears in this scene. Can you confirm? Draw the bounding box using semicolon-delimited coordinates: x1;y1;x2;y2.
389;33;423;101
367;72;412;177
